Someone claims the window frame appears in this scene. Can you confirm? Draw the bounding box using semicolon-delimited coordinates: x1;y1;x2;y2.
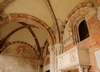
72;16;89;44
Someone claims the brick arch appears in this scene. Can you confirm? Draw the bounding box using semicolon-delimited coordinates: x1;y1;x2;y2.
66;2;86;20
63;6;96;46
7;13;55;45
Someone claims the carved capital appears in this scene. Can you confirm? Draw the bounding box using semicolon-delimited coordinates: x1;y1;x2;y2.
55;43;63;56
48;45;55;53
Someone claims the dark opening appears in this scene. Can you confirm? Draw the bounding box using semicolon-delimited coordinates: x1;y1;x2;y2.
78;20;89;41
46;70;50;72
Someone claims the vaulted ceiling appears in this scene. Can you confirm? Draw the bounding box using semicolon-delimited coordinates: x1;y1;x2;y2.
0;0;85;56
4;0;84;26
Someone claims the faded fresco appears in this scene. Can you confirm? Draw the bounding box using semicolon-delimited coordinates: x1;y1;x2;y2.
0;43;38;72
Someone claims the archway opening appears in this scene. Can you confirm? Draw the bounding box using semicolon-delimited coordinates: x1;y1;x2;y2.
78;20;89;41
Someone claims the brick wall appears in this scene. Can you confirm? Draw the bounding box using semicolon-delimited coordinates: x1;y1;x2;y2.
62;0;100;71
63;14;100;72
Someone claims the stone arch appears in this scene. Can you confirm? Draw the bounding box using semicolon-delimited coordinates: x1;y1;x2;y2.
63;6;96;46
72;16;90;44
6;13;55;45
42;41;49;58
72;16;85;44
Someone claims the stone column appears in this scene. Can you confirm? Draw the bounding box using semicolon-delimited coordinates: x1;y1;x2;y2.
55;43;63;72
77;66;84;72
55;43;62;56
48;45;56;72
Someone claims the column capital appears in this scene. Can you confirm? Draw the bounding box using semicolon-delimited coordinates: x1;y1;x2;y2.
55;43;62;49
55;43;63;56
48;45;55;53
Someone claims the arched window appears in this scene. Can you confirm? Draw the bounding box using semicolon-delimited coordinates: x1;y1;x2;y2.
73;16;90;44
78;20;89;41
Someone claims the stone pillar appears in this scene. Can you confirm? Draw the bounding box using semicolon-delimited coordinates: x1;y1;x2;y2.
55;43;62;56
77;66;84;72
55;43;63;72
48;45;56;72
